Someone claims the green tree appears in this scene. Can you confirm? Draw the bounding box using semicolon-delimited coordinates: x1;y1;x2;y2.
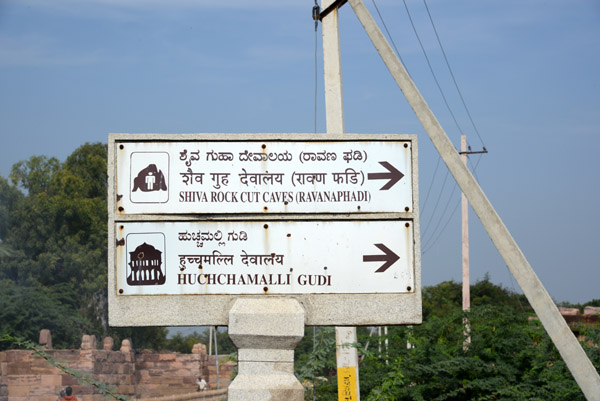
422;275;531;319
359;305;595;401
9;155;60;196
0;280;89;349
292;280;597;400
0;143;169;350
295;327;338;401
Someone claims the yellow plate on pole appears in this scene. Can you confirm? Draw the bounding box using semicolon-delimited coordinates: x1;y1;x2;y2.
337;366;358;400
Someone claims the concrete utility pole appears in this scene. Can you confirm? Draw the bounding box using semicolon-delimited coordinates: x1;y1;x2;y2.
321;0;361;399
346;0;600;399
461;135;470;349
461;134;469;316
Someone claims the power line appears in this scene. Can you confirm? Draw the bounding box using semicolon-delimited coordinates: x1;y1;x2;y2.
369;0;460;240
422;0;487;149
422;180;458;250
421;166;450;238
401;0;465;137
420;155;441;215
422;154;483;254
368;0;489;253
370;0;410;75
422;190;460;254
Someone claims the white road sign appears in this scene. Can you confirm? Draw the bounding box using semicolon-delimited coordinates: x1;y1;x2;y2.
115;220;414;295
115;139;412;214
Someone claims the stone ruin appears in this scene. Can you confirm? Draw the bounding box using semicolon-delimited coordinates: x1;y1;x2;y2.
0;330;234;401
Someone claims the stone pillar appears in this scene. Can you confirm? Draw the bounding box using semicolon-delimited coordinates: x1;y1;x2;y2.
228;298;305;401
103;337;114;351
81;334;97;350
192;343;206;355
120;339;133;353
39;329;52;349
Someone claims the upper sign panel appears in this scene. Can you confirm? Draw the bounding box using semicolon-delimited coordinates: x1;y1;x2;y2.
115;138;413;214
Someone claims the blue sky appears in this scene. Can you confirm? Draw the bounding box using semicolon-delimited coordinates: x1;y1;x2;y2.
1;0;599;304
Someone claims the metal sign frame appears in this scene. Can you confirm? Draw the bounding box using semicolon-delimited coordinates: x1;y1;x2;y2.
108;133;421;326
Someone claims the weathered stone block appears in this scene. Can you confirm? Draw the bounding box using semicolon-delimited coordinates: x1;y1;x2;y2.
117;374;132;385
40;375;62;387
120;339;132;353
29;384;57;397
7;363;32;375
158;353;176;361
104;353;118;363
116;384;135;395
7;385;30;397
140;354;159;362
55;350;81;364
6;351;32;363
7;375;40;385
81;335;97;350
559;307;580;316
61;373;78;386
103;337;114;351
39;330;52;350
192;343;207;355
118;364;134;374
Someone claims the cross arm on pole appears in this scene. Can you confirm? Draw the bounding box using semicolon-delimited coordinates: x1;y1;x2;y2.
314;0;348;22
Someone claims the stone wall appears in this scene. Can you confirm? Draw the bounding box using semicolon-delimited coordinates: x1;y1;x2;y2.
558;306;600;326
0;331;234;401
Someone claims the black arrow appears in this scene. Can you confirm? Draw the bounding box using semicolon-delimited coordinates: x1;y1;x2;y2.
368;161;404;190
363;243;400;273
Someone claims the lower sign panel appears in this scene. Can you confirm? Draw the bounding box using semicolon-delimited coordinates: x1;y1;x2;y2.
116;220;414;295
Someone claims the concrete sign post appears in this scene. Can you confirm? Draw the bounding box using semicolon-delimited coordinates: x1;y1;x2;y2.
108;133;422;400
228;298;305;401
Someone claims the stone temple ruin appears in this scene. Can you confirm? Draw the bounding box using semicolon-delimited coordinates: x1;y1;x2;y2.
0;330;234;401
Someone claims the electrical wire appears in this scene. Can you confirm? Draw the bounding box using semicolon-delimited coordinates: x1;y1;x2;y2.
422;155;483;254
366;1;490;255
401;0;465;137
423;0;487;149
371;0;464;244
421;166;450;238
420;155;441;215
422;180;458;250
468;153;482;182
422;190;460;254
370;0;410;75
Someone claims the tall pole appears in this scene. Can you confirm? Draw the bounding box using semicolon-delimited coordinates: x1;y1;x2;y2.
321;1;360;399
347;1;600;398
461;135;470;348
461;135;469;313
214;326;220;389
322;0;345;135
208;326;213;357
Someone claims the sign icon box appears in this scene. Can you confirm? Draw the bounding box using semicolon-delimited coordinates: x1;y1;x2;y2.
129;152;169;203
125;232;166;286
